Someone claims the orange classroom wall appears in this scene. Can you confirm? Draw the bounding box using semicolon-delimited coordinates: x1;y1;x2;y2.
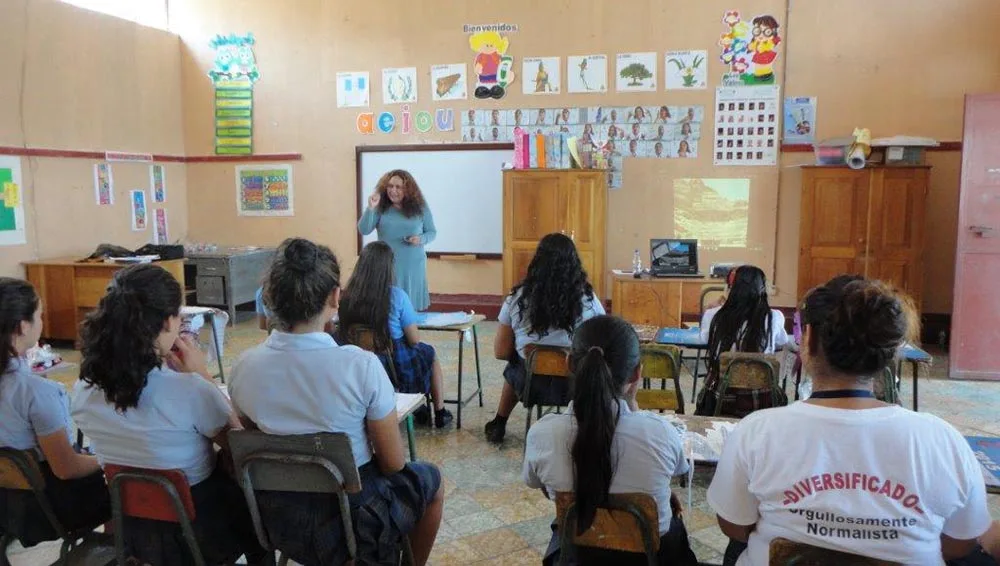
170;0;1000;314
2;0;993;316
0;0;187;278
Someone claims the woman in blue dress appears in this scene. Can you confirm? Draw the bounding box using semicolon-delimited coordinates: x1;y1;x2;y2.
358;170;436;311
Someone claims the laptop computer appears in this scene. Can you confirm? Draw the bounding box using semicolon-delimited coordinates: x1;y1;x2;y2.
650;239;701;277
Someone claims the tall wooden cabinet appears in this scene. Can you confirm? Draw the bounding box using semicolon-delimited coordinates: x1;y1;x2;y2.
798;166;929;307
502;169;608;298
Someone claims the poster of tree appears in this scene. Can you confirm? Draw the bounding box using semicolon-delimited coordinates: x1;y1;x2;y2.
615;52;657;92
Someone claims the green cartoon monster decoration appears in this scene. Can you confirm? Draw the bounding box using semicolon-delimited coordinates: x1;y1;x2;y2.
208;33;260;84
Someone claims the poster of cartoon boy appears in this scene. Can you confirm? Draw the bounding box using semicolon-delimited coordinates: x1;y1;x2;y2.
470;31;515;99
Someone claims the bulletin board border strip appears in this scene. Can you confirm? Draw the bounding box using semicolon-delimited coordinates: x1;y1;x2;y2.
0;146;303;163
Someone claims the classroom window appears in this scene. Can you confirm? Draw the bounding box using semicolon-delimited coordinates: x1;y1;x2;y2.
59;0;168;30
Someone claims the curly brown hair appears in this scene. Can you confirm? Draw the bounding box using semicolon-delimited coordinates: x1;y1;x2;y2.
375;169;426;218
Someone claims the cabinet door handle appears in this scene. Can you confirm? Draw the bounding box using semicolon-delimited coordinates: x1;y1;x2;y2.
969;225;995;237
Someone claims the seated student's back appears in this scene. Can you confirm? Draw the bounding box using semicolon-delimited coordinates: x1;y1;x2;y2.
708;278;992;565
229;238;444;566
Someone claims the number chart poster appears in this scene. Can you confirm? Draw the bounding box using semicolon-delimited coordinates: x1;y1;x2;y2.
0;156;26;246
236;164;294;216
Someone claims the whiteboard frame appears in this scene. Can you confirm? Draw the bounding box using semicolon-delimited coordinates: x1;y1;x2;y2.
355;143;513;258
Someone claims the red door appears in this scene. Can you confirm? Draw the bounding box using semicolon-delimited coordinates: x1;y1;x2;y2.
950;94;1000;380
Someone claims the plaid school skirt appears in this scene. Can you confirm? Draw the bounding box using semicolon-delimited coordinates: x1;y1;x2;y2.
504;355;571;407
255;461;441;566
379;338;435;394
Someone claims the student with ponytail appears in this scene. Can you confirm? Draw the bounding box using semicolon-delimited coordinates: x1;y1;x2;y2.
0;278;109;548
708;277;994;566
523;315;695;565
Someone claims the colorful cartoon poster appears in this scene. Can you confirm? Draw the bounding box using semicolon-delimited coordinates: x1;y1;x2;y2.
522;57;560;95
430;64;467;101
236;164;294;216
718;11;782;86
665;50;707;89
615;52;657;92
130;190;148;231
469;30;515;99
673;179;750;247
150;164;166;203
382;67;417;104
209;33;259;156
783;96;817;144
336;71;370;108
713;85;781;166
567;55;607;94
208;33;260;84
0;156;26;246
93;162;114;205
154;209;169;245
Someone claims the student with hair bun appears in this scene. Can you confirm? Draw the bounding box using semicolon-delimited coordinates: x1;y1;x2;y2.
71;264;268;565
229;238;443;566
524;315;696;565
708;277;994;566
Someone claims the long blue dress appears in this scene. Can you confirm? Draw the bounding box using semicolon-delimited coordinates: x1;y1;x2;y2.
358;205;436;310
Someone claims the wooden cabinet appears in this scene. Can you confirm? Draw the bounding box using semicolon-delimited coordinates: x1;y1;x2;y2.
611;275;719;327
24;258;186;343
502;170;607;298
798;166;928;306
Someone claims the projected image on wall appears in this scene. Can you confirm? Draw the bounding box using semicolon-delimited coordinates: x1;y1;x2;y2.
673;178;750;248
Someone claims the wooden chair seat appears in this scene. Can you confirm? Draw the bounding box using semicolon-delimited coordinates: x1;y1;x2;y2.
554;492;659;566
769;537;901;565
522;345;572;450
638;344;684;414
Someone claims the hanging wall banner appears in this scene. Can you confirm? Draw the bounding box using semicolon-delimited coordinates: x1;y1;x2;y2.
209;33;259;155
0;156;26;246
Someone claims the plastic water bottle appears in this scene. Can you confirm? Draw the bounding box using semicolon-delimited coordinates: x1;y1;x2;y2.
632;249;642;278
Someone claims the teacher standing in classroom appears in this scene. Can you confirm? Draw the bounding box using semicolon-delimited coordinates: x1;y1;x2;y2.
358;169;436;311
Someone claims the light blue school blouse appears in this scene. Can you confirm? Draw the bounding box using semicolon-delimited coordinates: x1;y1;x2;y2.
358;205;436;311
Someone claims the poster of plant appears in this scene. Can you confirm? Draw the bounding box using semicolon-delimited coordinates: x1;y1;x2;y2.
615;52;657;92
665;50;707;89
382;67;417;104
522;57;560;95
236;164;294;216
567;55;607;93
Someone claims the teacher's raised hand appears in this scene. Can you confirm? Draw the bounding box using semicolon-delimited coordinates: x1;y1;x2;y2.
367;192;381;209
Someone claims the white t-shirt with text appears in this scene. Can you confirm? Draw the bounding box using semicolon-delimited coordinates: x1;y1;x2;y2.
707;402;991;565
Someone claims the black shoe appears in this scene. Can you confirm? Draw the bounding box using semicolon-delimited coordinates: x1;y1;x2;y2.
434;408;454;429
413;405;431;426
489;85;506;99
484;416;507;444
474;86;491;99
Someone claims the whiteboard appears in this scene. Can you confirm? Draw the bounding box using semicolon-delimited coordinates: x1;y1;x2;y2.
358;145;510;255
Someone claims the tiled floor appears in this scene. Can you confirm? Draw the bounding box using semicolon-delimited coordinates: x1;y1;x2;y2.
13;320;1000;565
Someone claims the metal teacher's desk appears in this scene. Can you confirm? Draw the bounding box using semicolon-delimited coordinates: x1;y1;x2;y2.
186;247;275;323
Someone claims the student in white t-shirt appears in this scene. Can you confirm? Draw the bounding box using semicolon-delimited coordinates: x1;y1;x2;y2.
70;264;268;566
484;233;605;444
524;315;695;564
0;278;109;547
228;238;443;566
696;265;788;417
708;277;993;566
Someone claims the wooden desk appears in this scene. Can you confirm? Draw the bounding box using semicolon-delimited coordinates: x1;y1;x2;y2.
186;247;274;323
418;314;486;430
24;258;186;342
611;274;723;328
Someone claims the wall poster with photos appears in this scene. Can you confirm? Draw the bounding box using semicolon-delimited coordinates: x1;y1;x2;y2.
461;105;703;189
712;85;780;166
